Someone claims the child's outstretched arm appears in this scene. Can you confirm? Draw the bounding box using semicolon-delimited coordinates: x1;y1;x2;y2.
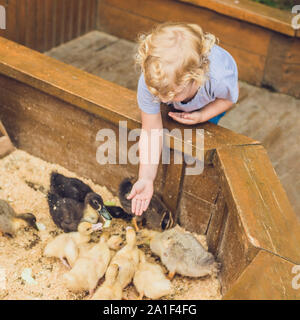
168;98;233;125
127;111;163;216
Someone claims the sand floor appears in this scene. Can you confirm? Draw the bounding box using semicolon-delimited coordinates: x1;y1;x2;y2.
0;150;221;300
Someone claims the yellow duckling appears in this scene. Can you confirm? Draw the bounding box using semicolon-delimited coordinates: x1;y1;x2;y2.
109;227;140;289
91;264;122;300
0;199;38;237
63;232;112;295
133;250;172;300
44;221;102;268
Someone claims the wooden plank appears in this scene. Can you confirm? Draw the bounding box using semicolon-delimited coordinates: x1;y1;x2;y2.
214;145;300;264
182;164;220;205
44;0;54;51
263;33;300;98
54;0;64;47
224;250;300;300
79;0;88;36
101;0;271;57
179;191;214;234
25;0;37;50
178;0;295;37
162;151;185;223
7;0;18;42
71;0;80;39
90;0;97;31
36;0;45;52
63;0;73;43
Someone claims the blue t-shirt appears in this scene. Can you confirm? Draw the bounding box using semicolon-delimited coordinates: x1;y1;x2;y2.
137;44;239;114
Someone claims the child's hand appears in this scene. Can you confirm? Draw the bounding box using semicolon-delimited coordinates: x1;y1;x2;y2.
168;110;202;125
127;179;154;216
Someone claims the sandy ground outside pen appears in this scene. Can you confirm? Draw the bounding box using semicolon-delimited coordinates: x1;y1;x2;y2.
0;149;222;300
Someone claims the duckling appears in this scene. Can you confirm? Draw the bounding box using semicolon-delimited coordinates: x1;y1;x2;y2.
105;206;132;222
109;227;140;289
107;235;123;251
63;232;112;294
44;221;102;268
50;172;93;202
142;225;218;280
133;250;172;300
118;178;174;231
48;191;111;233
0;199;38;237
91;264;122;300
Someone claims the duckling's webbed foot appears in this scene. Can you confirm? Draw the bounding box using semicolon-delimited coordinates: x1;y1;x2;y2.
132;218;139;232
60;258;71;269
167;271;175;280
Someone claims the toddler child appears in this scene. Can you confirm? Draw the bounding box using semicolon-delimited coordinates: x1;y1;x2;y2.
127;22;239;215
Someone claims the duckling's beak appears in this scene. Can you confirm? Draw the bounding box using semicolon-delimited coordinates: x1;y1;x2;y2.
98;205;112;221
92;222;103;231
32;222;39;231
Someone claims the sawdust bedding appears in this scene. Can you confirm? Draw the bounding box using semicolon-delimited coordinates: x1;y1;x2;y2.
0;149;222;300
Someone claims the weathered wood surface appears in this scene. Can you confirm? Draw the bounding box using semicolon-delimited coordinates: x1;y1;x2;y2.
214;145;300;264
46;31;139;91
223;250;300;300
0;0;97;52
179;0;295;36
97;0;300;98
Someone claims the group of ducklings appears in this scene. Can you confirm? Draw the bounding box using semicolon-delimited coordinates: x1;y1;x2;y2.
0;171;218;300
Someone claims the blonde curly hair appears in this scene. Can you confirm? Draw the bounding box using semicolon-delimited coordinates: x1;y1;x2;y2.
136;22;218;101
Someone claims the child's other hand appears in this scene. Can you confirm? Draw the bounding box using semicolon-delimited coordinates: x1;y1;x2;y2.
126;179;154;216
168;110;202;125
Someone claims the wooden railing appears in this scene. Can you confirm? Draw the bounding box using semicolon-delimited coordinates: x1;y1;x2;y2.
0;37;299;299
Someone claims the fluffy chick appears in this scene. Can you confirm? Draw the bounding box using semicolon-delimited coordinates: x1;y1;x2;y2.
142;225;218;280
109;227;140;289
91;264;122;300
133;250;172;300
63;232;111;294
44;222;101;268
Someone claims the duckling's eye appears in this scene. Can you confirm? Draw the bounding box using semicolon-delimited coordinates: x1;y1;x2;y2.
93;200;99;206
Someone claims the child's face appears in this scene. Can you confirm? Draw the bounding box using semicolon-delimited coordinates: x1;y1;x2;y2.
160;81;199;104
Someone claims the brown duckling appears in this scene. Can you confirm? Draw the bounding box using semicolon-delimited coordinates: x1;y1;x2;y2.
0;199;38;237
142;225;218;280
48;191;111;233
118;178;174;232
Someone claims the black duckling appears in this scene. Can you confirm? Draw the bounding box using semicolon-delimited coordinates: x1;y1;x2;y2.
49;172;112;224
48;191;111;233
118;178;174;232
50;172;93;202
105;205;132;222
0;199;38;237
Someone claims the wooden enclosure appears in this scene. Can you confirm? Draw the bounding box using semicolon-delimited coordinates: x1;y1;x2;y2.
0;36;299;299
